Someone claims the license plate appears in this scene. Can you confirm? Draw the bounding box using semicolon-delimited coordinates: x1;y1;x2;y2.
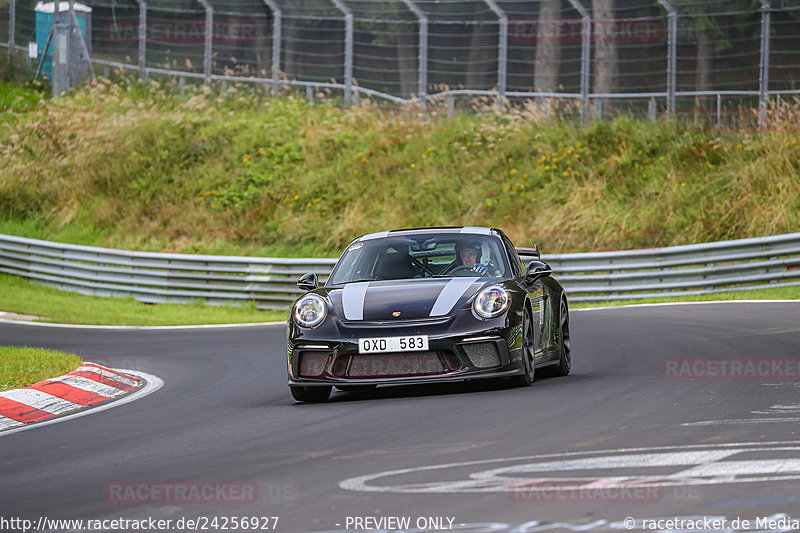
358;335;429;354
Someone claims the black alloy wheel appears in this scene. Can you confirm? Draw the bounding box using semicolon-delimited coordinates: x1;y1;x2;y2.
552;298;571;376
513;307;535;386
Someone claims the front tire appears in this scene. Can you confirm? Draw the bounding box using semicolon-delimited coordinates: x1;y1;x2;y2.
290;386;332;402
512;308;535;386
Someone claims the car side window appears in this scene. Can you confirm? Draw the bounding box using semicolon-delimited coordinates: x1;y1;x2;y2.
502;236;524;278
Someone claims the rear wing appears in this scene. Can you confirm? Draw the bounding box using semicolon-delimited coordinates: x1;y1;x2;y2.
515;244;541;260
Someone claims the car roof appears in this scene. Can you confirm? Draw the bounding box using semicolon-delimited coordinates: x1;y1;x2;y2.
356;226;503;242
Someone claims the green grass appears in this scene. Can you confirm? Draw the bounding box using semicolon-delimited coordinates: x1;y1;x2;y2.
572;284;800;310
0;274;287;326
0;346;83;391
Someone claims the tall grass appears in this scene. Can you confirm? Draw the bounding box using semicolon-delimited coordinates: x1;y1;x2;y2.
1;77;799;257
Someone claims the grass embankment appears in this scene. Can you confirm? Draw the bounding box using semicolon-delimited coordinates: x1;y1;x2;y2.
0;346;82;391
1;78;799;257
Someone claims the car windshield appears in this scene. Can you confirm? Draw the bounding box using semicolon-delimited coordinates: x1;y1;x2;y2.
326;233;511;285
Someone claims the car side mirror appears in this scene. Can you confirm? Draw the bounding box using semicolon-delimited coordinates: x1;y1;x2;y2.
524;261;551;283
297;272;319;292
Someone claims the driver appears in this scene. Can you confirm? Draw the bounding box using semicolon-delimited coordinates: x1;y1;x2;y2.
457;243;489;275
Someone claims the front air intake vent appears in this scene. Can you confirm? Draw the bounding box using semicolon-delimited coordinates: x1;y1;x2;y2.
462;342;501;368
298;351;330;377
347;352;444;377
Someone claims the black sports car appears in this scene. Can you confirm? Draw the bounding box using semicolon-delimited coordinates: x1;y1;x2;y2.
287;226;571;402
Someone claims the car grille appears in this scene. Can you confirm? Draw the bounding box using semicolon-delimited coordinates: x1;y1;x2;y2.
462;342;502;368
345;352;445;377
297;351;330;377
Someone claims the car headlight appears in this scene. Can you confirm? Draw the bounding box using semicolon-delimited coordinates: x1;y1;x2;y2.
473;285;509;319
293;294;327;328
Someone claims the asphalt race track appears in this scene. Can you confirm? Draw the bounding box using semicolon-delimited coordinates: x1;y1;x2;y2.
2;302;800;533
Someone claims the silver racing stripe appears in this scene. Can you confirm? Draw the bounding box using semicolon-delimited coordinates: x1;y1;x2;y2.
342;282;370;320
430;277;480;317
460;226;492;235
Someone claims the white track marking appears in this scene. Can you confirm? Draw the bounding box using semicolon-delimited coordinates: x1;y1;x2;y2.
0;415;23;430
0;389;80;414
51;375;127;397
340;442;800;493
73;365;139;387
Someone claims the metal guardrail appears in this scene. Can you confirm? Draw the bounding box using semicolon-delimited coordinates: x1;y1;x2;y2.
1;233;800;309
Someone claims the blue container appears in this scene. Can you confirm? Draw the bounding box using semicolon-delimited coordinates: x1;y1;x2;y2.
35;2;92;77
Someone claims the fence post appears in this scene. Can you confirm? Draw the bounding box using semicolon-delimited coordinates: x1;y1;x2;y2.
8;0;14;60
261;0;282;96
657;0;676;118
759;0;771;129
331;0;353;107
399;0;427;113
483;0;507;109
135;0;147;80
198;0;213;82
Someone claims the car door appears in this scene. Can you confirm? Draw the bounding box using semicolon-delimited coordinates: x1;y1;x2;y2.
502;235;547;357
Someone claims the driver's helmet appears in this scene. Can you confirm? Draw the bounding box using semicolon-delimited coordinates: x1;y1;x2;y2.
456;240;483;264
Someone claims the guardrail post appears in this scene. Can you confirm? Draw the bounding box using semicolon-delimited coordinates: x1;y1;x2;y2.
657;0;677;118
399;0;427;113
8;0;15;60
566;0;590;124
198;0;213;83
716;94;722;128
261;0;282;96
135;0;147;81
759;0;771;129
483;0;507;109
331;0;353;107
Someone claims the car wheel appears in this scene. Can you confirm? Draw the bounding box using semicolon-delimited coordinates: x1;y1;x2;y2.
552;298;571;377
290;386;332;402
512;307;535;386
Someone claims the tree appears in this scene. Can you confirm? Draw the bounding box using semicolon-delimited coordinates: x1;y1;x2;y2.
593;0;617;116
534;0;563;107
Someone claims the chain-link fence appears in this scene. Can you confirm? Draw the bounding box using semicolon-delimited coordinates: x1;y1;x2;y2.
3;0;800;126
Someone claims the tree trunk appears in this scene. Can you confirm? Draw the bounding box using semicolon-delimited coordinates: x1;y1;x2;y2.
465;21;495;90
592;0;617;117
695;27;712;110
392;25;418;98
534;0;562;112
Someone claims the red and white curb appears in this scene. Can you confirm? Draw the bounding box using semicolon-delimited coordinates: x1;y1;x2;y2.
0;362;146;432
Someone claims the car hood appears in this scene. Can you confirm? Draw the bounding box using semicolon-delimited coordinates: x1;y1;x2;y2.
325;277;487;321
